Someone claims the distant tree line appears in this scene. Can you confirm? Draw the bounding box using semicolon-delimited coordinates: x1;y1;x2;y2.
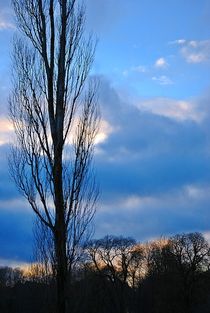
1;232;210;313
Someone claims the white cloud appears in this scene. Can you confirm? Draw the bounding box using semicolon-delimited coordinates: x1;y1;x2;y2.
95;119;114;145
0;198;30;213
0;118;14;145
188;40;198;48
0;258;29;268
0;7;14;31
95;183;210;240
169;39;186;45
99;195;155;214
152;75;173;85
100;184;210;215
185;53;206;63
0;20;14;30
155;57;168;68
203;231;210;244
136;97;204;122
172;39;210;63
176;39;186;45
185;185;210;199
123;195;155;211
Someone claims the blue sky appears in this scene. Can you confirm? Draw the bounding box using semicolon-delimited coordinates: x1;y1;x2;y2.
0;0;210;266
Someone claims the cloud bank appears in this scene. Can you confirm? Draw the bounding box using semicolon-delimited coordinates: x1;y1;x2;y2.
93;77;210;240
0;72;210;264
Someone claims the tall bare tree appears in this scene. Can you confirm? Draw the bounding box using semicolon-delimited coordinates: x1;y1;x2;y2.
9;1;99;312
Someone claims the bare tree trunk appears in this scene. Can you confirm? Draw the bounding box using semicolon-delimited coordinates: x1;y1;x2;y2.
54;153;67;312
55;226;68;313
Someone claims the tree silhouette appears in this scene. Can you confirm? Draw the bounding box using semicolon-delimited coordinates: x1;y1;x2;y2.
9;1;99;312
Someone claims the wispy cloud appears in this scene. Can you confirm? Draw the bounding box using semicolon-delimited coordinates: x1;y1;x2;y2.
132;65;147;73
0;7;14;31
171;39;210;63
152;75;173;85
0;198;30;213
123;65;147;77
95;183;210;240
0;258;29;268
169;39;186;45
123;58;169;78
0;20;14;30
136;97;204;122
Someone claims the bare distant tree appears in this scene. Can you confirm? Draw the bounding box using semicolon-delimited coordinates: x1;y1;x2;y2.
9;1;99;312
86;235;137;313
169;232;210;313
170;232;210;272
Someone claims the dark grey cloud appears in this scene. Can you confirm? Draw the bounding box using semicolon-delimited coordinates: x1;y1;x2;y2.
90;77;210;241
94;184;210;241
0;144;20;200
0;209;33;263
0;144;33;263
95;77;210;199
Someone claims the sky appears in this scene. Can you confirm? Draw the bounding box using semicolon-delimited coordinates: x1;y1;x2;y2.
0;0;210;266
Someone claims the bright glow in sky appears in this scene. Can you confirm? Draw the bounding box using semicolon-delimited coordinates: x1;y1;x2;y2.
0;0;210;265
